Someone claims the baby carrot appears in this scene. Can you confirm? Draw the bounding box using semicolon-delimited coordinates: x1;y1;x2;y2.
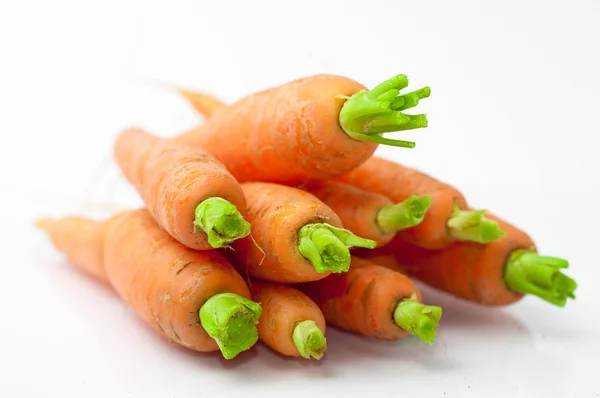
37;209;262;359
337;157;505;249
298;257;442;344
360;216;577;307
231;182;377;283
175;74;430;184
302;180;431;247
250;281;327;359
114;128;250;250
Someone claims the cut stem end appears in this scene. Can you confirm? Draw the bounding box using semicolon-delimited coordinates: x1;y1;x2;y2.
393;296;442;345
447;206;505;244
292;320;327;360
376;195;432;233
298;223;377;274
194;197;251;248
505;249;577;307
198;293;262;359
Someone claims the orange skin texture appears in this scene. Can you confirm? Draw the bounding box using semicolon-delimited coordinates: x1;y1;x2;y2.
249;281;326;357
232;182;343;283
302;180;395;247
360;215;533;306
175;74;377;184
337;157;468;250
179;89;226;118
298;257;422;341
39;209;251;353
114;128;247;250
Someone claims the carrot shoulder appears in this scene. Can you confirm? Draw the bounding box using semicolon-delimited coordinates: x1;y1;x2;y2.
337;157;505;249
250;281;327;359
175;74;430;184
302;180;431;247
297;257;442;344
37;209;262;359
230;182;377;283
114;128;250;250
361;215;577;307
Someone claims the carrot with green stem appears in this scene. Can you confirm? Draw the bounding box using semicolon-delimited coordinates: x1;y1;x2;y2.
302;180;431;247
37;209;262;359
359;216;577;307
249;281;327;359
337;157;505;249
297;257;442;344
175;74;430;184
230;182;377;283
114;128;250;250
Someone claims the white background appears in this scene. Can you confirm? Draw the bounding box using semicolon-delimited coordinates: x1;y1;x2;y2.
1;0;599;397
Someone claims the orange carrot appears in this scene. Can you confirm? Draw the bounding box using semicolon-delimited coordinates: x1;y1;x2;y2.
175;74;430;184
37;209;262;359
178;88;226;118
230;182;377;283
114;128;250;250
359;216;577;307
302;180;431;247
297;257;442;344
250;281;327;359
337;157;505;249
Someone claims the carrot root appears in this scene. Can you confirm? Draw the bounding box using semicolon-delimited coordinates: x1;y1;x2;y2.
292;320;327;360
376;195;432;233
298;223;377;273
198;292;263;359
194;198;251;248
446;205;506;244
393;294;443;345
504;250;577;307
338;74;430;148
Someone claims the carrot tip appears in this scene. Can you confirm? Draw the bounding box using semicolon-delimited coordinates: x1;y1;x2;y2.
447;206;506;244
194;198;251;249
338;74;430;148
376;195;432;233
198;293;263;360
505;249;577;307
393;297;443;345
298;223;377;274
35;217;53;230
293;320;327;360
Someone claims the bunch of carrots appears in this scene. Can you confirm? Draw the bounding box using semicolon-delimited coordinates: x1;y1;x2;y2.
38;73;577;361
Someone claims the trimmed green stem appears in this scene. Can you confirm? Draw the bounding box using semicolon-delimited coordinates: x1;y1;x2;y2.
376;195;432;233
505;249;577;307
298;223;377;273
194;197;251;248
198;293;262;359
338;74;430;148
292;320;327;360
393;294;443;345
447;205;505;244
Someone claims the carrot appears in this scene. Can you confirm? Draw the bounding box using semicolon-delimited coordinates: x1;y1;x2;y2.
359;215;577;307
175;74;430;184
37;209;262;359
114;128;250;250
249;281;327;359
178;88;226;118
297;257;442;344
302;180;432;247
337;157;505;249
230;182;377;283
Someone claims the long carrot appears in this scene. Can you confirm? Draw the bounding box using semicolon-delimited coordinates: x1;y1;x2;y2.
230;182;377;283
175;74;430;184
37;209;262;359
359;215;577;307
114;128;250;250
297;257;442;344
337;157;505;249
249;281;327;359
302;180;432;247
